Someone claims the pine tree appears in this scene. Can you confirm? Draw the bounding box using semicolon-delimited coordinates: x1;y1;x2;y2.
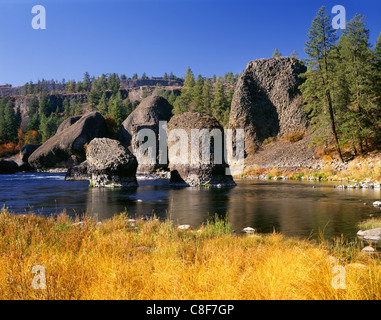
62;99;70;118
3;101;17;142
28;95;40;117
224;72;235;84
184;67;195;88
272;48;282;57
168;91;177;105
374;32;381;107
300;6;343;161
212;76;228;125
70;98;82;116
201;78;213;115
335;14;376;153
108;92;127;127
83;72;91;92
39;95;51;117
193;74;204;112
26;112;40;132
97;92;108;116
290;50;298;58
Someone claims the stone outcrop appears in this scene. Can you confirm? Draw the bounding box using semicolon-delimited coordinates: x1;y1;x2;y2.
86;138;138;187
229;57;308;157
119;95;173;174
19;144;42;162
0;159;19;174
167;112;236;187
56;115;82;135
28;111;107;170
65;161;89;181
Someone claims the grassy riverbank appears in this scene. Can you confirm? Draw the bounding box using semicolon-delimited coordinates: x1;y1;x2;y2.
0;207;380;300
242;153;381;183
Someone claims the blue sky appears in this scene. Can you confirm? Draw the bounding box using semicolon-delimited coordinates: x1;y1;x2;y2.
0;0;380;86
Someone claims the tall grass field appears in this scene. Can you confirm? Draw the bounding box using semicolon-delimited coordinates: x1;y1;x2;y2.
0;207;380;300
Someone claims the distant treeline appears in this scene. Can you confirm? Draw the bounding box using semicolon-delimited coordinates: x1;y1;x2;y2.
0;69;239;157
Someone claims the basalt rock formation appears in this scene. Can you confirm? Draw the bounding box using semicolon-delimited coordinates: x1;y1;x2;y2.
119;95;173;174
0;159;19;174
86;138;138;187
28;111;107;170
56;115;82;135
167;112;236;187
19;144;42;162
229;57;308;157
65;161;89;181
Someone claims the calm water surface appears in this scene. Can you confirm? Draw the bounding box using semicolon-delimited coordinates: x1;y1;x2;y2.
1;172;381;240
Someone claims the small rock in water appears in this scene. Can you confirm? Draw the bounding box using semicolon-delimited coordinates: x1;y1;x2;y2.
178;224;191;230
373;201;381;207
243;227;256;234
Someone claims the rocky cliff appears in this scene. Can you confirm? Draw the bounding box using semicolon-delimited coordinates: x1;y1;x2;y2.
229;57;308;157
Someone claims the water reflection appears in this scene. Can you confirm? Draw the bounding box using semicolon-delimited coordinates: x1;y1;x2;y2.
1;173;381;240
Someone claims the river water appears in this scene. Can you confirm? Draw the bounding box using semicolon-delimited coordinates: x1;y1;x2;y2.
1;173;380;240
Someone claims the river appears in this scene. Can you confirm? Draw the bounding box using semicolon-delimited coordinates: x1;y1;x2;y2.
0;172;380;240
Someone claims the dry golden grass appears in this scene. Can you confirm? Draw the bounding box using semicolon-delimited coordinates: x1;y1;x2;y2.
0;208;380;300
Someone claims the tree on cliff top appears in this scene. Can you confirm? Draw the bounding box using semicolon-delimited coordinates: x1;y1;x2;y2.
272;48;282;57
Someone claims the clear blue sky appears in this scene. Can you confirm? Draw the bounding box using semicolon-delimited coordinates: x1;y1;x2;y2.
0;0;380;86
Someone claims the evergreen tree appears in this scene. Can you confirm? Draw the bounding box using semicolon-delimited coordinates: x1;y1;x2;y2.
3;101;18;142
97;92;109;116
39;114;60;142
212;76;228;125
290;50;298;58
335;14;377;153
28;95;40;117
26;112;40;132
15;108;22;130
272;48;282;57
108;92;127;127
83;72;92;92
62;99;70;118
184;67;195;88
193;74;204;112
88;87;102;107
201;78;213;115
374;32;381;107
168;91;177;106
300;6;343;161
70;98;82;116
39;95;51;117
224;72;235;84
